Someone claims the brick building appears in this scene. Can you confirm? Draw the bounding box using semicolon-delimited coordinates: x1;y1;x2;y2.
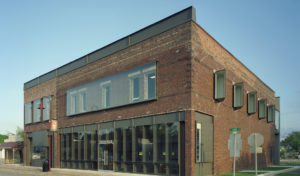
23;7;280;176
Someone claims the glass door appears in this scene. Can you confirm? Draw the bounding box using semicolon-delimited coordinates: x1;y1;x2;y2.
98;143;113;170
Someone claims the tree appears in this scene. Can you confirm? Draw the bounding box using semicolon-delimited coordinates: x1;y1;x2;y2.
282;131;300;152
16;126;24;141
0;134;8;144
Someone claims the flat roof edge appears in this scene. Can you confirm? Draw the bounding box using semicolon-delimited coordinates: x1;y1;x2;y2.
24;6;196;90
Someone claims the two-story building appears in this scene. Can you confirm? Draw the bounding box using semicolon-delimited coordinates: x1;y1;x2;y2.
23;7;280;176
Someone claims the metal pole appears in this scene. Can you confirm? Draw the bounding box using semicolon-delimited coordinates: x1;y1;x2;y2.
255;133;257;176
233;134;236;176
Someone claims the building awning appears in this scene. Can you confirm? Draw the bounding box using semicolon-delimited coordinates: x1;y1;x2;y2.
0;141;23;149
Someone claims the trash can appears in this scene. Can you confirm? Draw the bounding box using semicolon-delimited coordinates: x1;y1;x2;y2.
42;159;49;172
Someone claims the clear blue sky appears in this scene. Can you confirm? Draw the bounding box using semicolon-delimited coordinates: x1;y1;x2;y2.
0;0;299;136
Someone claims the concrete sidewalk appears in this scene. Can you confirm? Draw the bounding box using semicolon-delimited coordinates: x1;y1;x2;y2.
240;165;300;176
0;164;156;176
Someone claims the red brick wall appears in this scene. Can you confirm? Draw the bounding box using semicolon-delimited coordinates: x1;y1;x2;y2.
24;78;57;166
190;22;275;174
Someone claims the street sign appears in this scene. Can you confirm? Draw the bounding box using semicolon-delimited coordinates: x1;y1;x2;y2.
248;133;264;147
250;147;263;154
228;134;242;157
229;128;241;134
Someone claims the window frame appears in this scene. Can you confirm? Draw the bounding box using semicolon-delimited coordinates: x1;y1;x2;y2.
195;122;202;163
258;99;267;119
24;102;33;124
128;71;141;102
233;82;244;108
100;80;111;108
267;105;275;123
247;91;257;114
143;65;156;100
214;69;226;100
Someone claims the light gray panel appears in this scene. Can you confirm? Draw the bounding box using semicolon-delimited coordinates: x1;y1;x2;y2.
131;7;195;45
62;127;72;134
24;78;39;89
89;37;129;63
85;124;97;131
58;57;86;76
135;116;153;126
39;70;56;84
115;119;132;128
155;112;178;124
100;121;114;129
73;125;84;132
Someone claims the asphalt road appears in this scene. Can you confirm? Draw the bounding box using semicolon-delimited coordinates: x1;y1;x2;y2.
286;167;300;174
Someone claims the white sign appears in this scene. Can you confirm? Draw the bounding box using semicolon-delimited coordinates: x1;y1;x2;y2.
228;134;242;157
248;133;264;147
250;147;263;154
51;120;57;131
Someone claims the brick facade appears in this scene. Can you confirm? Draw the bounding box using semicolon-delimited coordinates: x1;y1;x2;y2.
24;16;276;175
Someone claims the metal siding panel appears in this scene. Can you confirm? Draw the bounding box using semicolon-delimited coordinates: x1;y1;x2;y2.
155;112;178;124
58;57;86;76
115;119;132;128
89;38;129;63
85;124;97;131
135;116;153;126
73;125;84;132
100;121;114;129
24;78;39;89
39;70;56;84
131;9;192;45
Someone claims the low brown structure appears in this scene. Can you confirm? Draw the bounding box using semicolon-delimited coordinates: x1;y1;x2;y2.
0;141;23;164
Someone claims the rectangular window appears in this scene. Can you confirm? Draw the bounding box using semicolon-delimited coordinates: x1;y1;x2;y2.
66;62;156;116
43;96;50;121
247;92;257;114
79;91;86;112
24;102;32;124
101;81;111;108
233;83;243;108
33;99;41;123
132;77;140;101
258;99;267;119
268;105;275;123
214;70;226;99
70;95;77;114
275;110;280;130
196;123;202;162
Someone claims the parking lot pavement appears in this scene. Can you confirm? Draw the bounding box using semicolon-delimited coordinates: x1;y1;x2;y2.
285;167;300;174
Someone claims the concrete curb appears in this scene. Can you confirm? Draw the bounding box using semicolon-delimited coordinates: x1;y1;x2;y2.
257;166;300;176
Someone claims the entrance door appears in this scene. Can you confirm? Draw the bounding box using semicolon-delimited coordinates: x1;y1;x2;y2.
98;142;113;170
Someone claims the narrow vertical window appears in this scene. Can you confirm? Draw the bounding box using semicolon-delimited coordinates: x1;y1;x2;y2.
247;92;257;114
214;70;226;100
267;105;275;123
25;102;32;124
43;96;50;121
102;85;110;108
147;73;156;99
71;95;77;114
258;99;267;119
233;83;243;108
79;91;86;113
132;77;140;101
33;99;41;122
196;123;202;162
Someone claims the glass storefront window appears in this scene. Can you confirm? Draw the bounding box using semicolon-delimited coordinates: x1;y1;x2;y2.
66;62;156;116
30;130;48;167
59;112;183;175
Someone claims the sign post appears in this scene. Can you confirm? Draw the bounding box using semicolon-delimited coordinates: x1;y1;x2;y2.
248;133;264;176
228;128;241;176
